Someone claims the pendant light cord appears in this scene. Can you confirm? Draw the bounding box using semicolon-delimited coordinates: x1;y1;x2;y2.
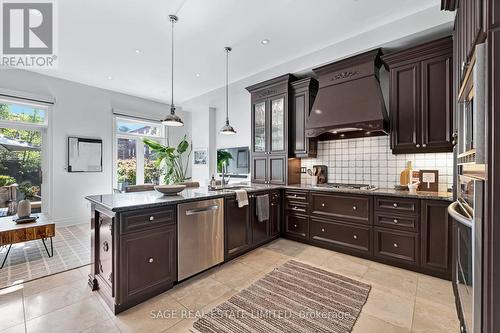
170;15;176;114
225;48;229;123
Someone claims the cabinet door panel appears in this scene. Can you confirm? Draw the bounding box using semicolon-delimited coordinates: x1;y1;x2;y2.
268;155;286;185
251;157;267;183
421;200;451;277
422;55;453;151
253;101;267;153
294;93;306;153
391;63;420;152
119;225;176;304
269;95;286;153
225;197;251;259
251;194;270;245
270;198;281;237
97;212;113;291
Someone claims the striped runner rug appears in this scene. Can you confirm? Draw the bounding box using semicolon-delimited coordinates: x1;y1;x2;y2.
194;260;371;333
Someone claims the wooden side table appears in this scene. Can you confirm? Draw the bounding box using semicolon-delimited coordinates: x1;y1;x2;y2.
0;214;55;269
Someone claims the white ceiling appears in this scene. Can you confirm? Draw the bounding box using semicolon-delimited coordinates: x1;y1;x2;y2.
38;0;448;103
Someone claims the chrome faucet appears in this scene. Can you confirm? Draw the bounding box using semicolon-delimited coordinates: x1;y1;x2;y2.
221;161;231;188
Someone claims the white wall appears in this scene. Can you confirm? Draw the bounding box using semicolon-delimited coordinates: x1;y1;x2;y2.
182;6;454;169
0;69;191;226
191;107;216;185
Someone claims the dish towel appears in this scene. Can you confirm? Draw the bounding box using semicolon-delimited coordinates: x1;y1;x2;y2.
234;189;249;208
256;194;269;222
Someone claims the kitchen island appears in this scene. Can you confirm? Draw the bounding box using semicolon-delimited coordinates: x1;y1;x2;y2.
86;184;452;314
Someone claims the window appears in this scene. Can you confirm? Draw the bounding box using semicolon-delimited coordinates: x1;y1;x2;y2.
114;116;165;189
0;98;50;216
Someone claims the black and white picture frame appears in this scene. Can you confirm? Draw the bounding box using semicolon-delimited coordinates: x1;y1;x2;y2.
194;148;208;165
67;137;103;172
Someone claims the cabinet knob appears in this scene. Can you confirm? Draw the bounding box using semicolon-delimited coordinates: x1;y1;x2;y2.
149;216;155;221
393;203;398;208
352;205;357;211
271;203;275;206
422;144;427;148
293;194;297;197
148;257;154;263
321;203;325;207
294;224;298;228
416;144;421;148
393;219;398;224
321;228;325;232
353;234;358;240
393;243;398;248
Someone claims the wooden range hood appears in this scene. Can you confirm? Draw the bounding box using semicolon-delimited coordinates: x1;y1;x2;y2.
306;49;389;140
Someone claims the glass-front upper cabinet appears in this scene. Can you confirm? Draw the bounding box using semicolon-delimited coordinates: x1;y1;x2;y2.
253;101;266;153
270;96;285;152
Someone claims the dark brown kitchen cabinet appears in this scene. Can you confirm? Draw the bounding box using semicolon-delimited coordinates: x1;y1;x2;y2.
421;200;452;279
250;192;271;246
291;78;319;158
119;224;176;307
374;228;418;266
270;191;281;237
383;37;453;154
225;197;251;260
284;213;308;240
247;74;301;185
95;209;114;298
310;218;372;256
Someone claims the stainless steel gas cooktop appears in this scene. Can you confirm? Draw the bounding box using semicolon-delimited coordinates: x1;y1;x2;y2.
314;183;379;191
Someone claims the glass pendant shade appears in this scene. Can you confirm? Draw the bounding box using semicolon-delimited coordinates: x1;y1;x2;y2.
220;120;236;135
162;107;184;127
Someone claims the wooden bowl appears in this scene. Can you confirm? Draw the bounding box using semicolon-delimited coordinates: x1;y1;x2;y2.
154;185;186;196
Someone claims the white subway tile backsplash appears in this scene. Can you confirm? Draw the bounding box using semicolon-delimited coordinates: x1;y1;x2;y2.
301;136;454;192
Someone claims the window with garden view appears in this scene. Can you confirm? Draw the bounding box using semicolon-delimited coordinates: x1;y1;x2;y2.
0;99;47;216
115;117;164;190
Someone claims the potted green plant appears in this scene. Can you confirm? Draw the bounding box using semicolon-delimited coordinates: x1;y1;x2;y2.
217;150;233;173
143;135;193;185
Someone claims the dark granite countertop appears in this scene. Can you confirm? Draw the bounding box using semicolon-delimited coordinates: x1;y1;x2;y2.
85;184;282;212
86;182;452;212
285;184;453;202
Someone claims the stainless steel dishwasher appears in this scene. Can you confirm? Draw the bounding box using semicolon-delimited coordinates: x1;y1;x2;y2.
177;198;224;281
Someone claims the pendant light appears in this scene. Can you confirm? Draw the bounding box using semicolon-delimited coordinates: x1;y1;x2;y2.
162;14;184;127
219;46;236;135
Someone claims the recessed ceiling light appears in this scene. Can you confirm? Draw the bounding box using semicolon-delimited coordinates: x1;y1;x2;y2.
135;49;142;54
195;73;201;77
261;39;270;45
107;76;113;80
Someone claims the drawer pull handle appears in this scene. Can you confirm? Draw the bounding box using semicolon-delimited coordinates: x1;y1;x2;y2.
148;257;154;263
416;144;421;148
102;241;109;252
294;224;298;228
422;144;427;148
393;219;398;224
321;228;325;232
352;205;357;211
393;203;398;208
321;203;325;207
393;243;398;248
149;216;155;221
353;234;358;240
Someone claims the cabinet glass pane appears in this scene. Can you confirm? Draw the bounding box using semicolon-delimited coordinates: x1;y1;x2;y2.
271;97;284;151
253;102;266;152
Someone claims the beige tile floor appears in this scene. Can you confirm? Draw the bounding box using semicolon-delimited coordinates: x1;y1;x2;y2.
0;238;460;333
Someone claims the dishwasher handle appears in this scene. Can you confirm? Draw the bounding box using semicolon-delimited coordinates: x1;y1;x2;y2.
185;205;219;216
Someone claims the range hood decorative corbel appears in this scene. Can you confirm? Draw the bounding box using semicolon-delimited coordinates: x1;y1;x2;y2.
305;49;388;140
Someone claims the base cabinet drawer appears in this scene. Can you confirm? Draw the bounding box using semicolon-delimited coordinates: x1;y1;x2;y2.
310;219;371;254
284;214;308;239
120;206;176;234
311;193;371;224
119;225;176;305
374;228;418;265
375;197;419;215
374;212;417;232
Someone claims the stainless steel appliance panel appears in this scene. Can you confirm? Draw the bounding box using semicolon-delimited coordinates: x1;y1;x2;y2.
177;198;224;281
449;175;484;333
